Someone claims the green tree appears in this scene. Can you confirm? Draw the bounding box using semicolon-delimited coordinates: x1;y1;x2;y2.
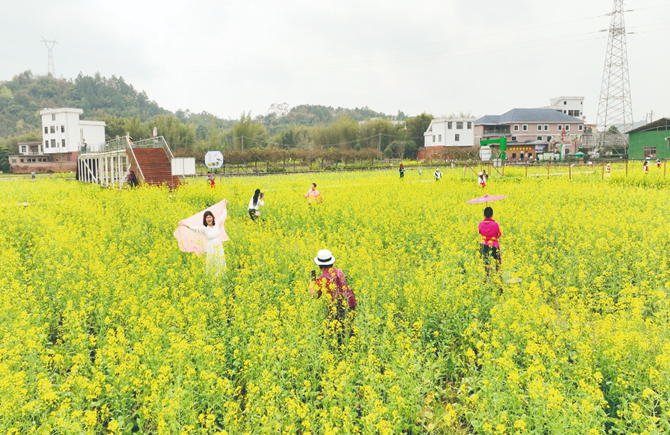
0;147;10;171
233;112;268;150
312;116;359;148
404;113;433;151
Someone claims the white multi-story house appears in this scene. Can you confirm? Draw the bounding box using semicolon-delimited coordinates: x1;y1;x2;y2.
542;96;585;120
9;108;105;173
423;116;476;153
40;108;106;154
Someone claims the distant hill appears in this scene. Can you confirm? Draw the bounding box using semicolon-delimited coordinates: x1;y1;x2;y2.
0;70;169;138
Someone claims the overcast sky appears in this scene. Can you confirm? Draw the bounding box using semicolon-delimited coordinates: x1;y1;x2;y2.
2;0;669;123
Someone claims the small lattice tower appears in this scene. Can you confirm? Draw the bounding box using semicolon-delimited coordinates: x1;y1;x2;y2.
595;0;633;154
41;38;57;76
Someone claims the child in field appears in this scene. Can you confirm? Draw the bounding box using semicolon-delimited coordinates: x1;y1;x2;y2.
434;168;442;181
606;164;611;175
644;160;649;174
657;159;662;169
479;206;501;280
478;171;487;188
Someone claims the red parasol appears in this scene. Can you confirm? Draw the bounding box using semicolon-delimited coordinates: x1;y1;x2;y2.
466;194;507;204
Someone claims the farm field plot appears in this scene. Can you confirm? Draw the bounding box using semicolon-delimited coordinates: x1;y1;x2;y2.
1;170;670;434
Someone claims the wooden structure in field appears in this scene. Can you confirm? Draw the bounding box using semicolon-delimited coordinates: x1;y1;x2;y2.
78;135;183;189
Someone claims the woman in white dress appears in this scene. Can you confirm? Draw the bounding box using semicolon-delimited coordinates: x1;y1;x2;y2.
179;202;228;276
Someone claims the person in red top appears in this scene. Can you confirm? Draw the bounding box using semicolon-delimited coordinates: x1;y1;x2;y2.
478;206;501;278
310;249;357;340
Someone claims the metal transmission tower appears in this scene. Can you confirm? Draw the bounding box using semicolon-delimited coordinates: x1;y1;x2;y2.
41;38;58;76
595;0;633;155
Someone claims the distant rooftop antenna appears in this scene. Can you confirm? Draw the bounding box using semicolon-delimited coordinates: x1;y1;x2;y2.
595;0;633;155
41;38;58;76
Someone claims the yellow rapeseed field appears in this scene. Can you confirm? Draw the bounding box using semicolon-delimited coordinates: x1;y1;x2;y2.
1;165;670;434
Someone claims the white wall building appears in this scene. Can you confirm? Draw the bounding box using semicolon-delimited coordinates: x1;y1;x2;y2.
40;108;106;154
542;96;585;120
423;117;476;149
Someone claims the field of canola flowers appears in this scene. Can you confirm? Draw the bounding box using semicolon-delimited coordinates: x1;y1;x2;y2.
2;166;670;434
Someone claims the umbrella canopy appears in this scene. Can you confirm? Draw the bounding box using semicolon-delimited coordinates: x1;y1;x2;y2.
174;199;229;255
466;194;507;204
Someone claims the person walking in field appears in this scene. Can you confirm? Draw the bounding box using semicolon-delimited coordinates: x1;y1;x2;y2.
644;160;650;174
478;171;487;188
606;163;611;175
310;249;357;341
399;163;405;179
434;168;442;181
479;206;501;280
657;159;662;169
304;183;323;204
248;189;264;221
178;201;228;276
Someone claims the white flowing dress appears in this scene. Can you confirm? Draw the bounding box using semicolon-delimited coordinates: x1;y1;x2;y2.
190;208;227;276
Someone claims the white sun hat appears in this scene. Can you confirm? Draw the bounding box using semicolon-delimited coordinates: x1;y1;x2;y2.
314;249;335;266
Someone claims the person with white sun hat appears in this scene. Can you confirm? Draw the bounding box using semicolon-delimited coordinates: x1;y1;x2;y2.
310;249;357;338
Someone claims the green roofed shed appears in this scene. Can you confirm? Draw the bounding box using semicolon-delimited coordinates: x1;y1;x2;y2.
628;118;670;160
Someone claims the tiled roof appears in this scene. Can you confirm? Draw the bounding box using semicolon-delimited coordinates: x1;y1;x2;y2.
476;108;584;124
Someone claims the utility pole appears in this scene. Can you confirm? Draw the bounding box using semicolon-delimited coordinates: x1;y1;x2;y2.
241;136;244;152
595;0;633;156
41;38;57;76
378;133;381;153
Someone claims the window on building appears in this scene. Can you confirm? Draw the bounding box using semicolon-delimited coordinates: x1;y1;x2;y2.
644;147;657;158
537;136;543;141
522;124;528;131
563;101;567;105
529;153;533;159
512;153;517;159
44;127;48;134
44;140;48;148
20;159;24;163
547;136;552;142
520;152;525;159
456;122;463;129
467;122;472;129
565;125;570;131
51;139;56;147
50;126;55;133
514;124;519;131
511;136;517;141
557;125;563;131
67;155;71;161
11;159;16;163
455;134;460;142
51;114;56;121
432;135;435;142
447;122;452;129
20;146;26;153
544;124;549;131
61;125;65;133
62;139;66;147
578;125;583;131
438;134;442;142
537;124;542;131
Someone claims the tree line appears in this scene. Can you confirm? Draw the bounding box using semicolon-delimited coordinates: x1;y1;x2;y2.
0;70;434;164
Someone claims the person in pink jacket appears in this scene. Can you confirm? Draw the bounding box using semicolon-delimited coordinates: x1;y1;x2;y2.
478;206;501;278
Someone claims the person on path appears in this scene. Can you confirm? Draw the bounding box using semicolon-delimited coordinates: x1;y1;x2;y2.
478;171;487;188
179;202;228;276
434;168;442;181
399;163;405;179
310;249;357;340
248;189;264;221
479;206;502;280
304;183;323;204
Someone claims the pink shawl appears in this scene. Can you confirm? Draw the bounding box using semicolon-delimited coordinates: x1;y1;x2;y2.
174;199;229;255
